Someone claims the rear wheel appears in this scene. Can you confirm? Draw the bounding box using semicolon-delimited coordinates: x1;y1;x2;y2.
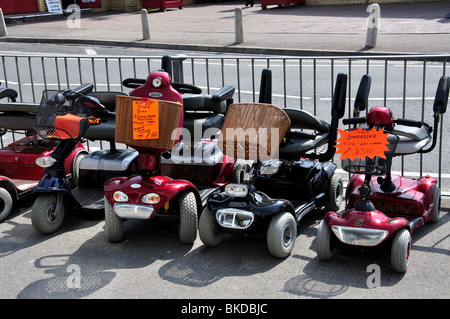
0;188;13;223
31;193;65;234
325;173;343;211
199;206;224;247
267;212;296;258
70;152;87;188
178;191;198;244
316;219;335;260
391;228;411;273
430;186;440;223
104;196;123;243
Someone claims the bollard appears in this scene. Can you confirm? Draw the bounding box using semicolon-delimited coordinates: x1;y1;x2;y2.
235;7;243;44
365;3;380;48
141;9;150;40
0;8;8;37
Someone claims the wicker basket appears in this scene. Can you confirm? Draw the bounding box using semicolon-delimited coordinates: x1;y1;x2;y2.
219;103;291;161
115;95;182;150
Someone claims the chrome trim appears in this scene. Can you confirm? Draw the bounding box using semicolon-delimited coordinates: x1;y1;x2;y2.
331;225;389;247
114;204;154;219
216;208;254;230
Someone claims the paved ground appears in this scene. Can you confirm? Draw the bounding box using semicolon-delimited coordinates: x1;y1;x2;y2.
2;1;450;55
0;0;449;304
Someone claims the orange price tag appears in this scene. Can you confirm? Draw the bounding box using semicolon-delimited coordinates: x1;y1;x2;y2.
133;99;159;140
335;127;390;161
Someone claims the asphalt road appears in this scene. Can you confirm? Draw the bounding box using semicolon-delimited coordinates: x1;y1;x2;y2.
0;194;449;302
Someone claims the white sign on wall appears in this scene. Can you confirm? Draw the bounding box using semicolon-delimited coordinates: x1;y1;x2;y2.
45;0;63;14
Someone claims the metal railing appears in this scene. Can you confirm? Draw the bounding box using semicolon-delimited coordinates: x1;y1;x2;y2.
1;53;448;192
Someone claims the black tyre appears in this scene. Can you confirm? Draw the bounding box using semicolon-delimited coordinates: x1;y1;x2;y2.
430;186;440;223
70;152;87;188
178;191;198;244
104;196;123;243
31;193;65;234
199;206;224;247
325;173;344;211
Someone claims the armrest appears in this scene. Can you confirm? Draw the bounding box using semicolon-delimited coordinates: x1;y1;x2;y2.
212;86;235;102
0;88;18;102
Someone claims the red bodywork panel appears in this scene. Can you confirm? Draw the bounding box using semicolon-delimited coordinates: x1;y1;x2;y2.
104;174;197;215
0;136;85;195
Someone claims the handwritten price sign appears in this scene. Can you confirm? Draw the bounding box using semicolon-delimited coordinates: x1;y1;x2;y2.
133;99;159;140
335;127;390;161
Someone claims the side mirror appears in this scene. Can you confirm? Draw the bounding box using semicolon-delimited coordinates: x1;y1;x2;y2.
332;73;347;119
433;75;449;114
354;74;372;113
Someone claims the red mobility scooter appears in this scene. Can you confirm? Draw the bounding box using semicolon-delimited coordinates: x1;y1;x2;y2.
0;85;87;223
103;70;237;244
317;75;449;272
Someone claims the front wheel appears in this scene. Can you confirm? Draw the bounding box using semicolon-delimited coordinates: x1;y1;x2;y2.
390;228;411;273
199;206;224;247
267;212;296;258
31;193;65;234
104;196;123;243
316;219;335;260
0;188;13;223
178;191;198;244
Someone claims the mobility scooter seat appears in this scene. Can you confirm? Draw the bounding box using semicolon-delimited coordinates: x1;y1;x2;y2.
84;92;127;141
393;123;432;155
0;102;39;131
182;86;234;141
278;108;331;159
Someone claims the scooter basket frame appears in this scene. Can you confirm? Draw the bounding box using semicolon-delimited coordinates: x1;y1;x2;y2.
34;90;95;140
340;132;399;176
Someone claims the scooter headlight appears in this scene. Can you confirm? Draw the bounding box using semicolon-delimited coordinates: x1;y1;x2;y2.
113;191;128;202
142;193;160;204
331;226;389;247
35;156;57;168
225;184;248;197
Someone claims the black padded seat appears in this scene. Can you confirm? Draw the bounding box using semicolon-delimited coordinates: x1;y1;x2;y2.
278;108;331;160
182;93;229;142
84;92;127;141
393;124;432;155
0;102;39;131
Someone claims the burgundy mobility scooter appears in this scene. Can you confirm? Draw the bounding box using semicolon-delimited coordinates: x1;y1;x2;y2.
0;85;88;223
104;70;237;244
31;85;136;234
198;71;347;258
316;75;449;272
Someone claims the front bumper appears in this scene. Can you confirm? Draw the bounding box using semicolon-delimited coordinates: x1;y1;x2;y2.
114;203;155;219
216;208;254;230
331;225;388;247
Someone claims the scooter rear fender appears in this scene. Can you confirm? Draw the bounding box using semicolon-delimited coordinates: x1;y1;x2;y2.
324;209;409;246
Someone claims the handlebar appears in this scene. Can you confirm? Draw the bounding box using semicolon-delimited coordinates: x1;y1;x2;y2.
342;117;366;125
343;117;424;129
394;118;423;128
